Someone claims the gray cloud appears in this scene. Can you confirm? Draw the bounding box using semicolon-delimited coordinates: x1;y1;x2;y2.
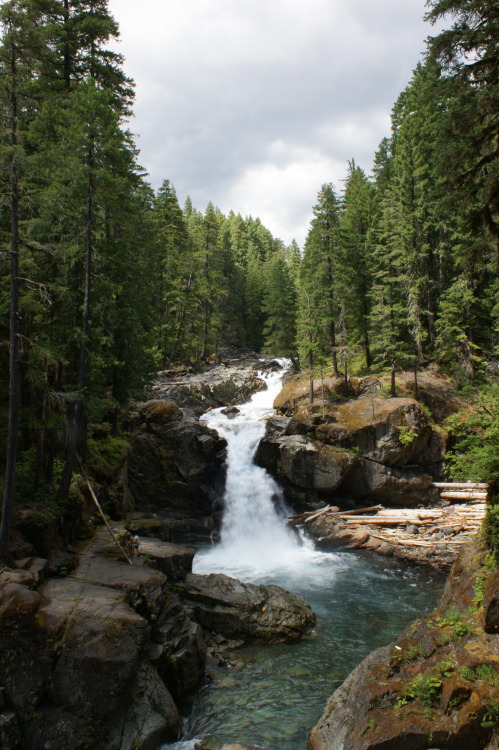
109;0;443;245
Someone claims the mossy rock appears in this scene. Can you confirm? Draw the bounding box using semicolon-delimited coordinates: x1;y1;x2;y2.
139;400;182;424
87;435;130;479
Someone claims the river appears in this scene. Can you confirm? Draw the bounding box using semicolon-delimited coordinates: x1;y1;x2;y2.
160;361;444;750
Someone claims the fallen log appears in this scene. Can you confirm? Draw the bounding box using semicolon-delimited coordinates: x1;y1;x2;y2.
433;482;488;489
336;505;384;516
440;491;488;500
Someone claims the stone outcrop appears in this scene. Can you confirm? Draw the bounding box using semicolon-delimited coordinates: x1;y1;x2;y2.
124;399;226;544
0;519;318;750
257;387;444;511
148;352;277;417
309;542;499;750
179;572;316;643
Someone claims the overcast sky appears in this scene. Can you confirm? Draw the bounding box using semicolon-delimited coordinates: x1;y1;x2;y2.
107;0;443;247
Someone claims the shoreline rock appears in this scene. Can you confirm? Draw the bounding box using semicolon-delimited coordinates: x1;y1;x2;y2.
179;572;317;644
309;541;499;750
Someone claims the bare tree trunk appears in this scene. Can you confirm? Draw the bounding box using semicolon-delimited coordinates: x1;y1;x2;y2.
0;47;20;563
390;363;396;398
330;321;339;377
309;350;314;403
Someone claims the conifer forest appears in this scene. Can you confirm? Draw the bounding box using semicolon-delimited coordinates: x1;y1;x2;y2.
1;0;498;561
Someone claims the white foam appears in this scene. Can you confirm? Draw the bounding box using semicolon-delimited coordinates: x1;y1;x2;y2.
194;359;344;588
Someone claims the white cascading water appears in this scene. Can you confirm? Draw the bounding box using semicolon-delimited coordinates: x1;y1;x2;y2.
194;360;340;587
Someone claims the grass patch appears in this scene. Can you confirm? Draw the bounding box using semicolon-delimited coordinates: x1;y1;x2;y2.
459;664;499;686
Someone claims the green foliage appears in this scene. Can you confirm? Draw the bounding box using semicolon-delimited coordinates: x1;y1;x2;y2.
459;664;499;687
395;661;453;712
444;386;499;483
87;433;129;478
397;426;418;447
434;606;473;639
399;643;425;663
481;702;499;729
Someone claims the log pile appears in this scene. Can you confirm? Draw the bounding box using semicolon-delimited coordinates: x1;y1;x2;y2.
288;482;488;565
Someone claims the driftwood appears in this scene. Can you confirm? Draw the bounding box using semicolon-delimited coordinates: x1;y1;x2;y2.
289;493;487;556
433;482;488;489
440;491;488;500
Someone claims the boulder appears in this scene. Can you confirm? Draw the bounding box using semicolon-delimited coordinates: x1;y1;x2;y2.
340;458;438;507
39;580;149;724
316;397;431;467
125;401;226;543
138;539;194;582
179;573;316;643
310;542;499;750
256;434;356;493
100;662;181;750
154;595;207;700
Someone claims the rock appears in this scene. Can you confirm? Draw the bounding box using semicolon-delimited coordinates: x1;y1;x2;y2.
47;549;78;576
340;458;438;507
179;572;316;643
137;539;194;582
39;579;149;725
0;711;22;750
221;406;240;418
101;662;181;750
155;594;207;700
125;401;226;543
316;397;431;467
0;581;40;625
483;571;499;634
72;527;169;617
310;542;499;750
25;706;96;750
406;524;419;535
256;434;356;495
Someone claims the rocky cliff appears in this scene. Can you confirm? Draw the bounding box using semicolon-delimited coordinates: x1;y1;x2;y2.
309;541;499;750
256;369;462;513
0;525;315;750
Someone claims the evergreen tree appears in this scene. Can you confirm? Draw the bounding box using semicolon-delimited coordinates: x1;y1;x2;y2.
340;161;376;369
298;184;342;375
262;253;297;356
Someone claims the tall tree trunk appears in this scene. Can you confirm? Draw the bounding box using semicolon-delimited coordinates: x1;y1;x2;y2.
170;271;192;361
309;350;314;403
0;49;20;563
390;363;396;398
63;0;71;89
58;142;94;498
330;320;339;377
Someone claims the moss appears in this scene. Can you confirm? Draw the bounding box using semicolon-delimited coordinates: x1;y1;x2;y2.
87;435;130;478
140;400;181;422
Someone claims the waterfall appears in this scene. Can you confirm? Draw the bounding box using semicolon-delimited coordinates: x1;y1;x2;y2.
194;360;336;586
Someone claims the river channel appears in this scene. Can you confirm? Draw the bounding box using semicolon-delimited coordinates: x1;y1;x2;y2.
160;362;445;750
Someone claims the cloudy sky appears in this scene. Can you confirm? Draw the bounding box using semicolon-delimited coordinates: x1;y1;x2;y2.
107;0;444;246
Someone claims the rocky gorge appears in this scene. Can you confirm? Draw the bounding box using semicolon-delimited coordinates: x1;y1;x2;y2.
1;353;496;749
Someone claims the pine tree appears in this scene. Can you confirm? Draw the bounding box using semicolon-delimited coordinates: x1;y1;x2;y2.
340;161;376;369
298;184;342;375
262;253;297;356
